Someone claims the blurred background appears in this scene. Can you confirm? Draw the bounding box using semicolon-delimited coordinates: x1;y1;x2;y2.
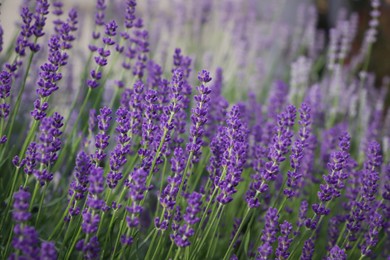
0;0;389;101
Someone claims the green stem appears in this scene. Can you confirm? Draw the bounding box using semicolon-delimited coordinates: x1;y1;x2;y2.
29;181;40;211
144;229;158;259
35;184;47;225
5;39;37;145
151;231;165;260
223;207;251;260
65;225;82;260
166;243;174;259
193;204;223;257
174;247;182;260
112;219;126;259
205;207;225;258
48;194;75;240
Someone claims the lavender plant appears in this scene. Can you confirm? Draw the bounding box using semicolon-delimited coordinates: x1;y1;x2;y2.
0;0;389;259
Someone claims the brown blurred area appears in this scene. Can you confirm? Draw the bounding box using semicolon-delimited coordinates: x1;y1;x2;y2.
317;0;390;83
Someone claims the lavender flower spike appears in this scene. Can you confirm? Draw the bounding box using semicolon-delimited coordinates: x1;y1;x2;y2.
256;208;279;260
327;245;346;260
275;220;293;259
186;70;212;163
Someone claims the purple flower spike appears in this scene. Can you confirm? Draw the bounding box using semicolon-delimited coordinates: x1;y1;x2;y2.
0;70;12;143
312;132;350;218
172;192;203;247
284;103;311;198
93;106;112;164
30;0;50;52
156;147;185;230
88;167;104;196
125;168;148;229
40;241;57;260
76;235;100;260
256;208;279;260
327;245;346;260
344;141;381;246
216;105;248;205
300;238;315;260
246;106;296;208
12;187;32;223
360;210;383;256
69;152;92;200
88;19;118;88
186;70;212;163
276;220;293;259
11;224;40;260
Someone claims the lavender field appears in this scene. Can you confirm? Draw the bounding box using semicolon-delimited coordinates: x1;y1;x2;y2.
0;0;389;259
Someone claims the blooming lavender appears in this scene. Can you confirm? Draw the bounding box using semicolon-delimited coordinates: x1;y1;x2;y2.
275;220;293;259
88;20;118;88
186;70;212;163
246;105;296;208
172;192;203;247
0;1;389;260
156;147;186;230
92;106;112;164
216;105;248;205
257;208;279;259
10;188;41;259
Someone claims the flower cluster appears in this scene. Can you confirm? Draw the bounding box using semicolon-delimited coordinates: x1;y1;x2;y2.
0;1;389;260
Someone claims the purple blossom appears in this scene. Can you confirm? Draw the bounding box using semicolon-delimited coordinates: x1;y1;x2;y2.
88;20;118;88
0;70;12;143
275;220;293;259
11;225;40;260
125;168;148;229
256;208;279;260
267;80;288;121
360;210;383;256
327;245;346;260
76;235;100;260
88;167;105;196
246;106;296;208
131;19;149;79
30;0;50;51
216;105;248;205
300;238;315;260
69;151;92;201
120;80;144;136
156;147;185;230
92;106;112;164
12;187;32;223
284;103;311;198
172;192;203;247
186;70;212;163
313;132;350;217
344;141;381;245
40;241;57;260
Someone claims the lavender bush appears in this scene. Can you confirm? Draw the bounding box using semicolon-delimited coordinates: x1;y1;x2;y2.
0;0;389;259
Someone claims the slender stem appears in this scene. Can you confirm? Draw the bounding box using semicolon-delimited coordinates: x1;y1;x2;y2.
48;194;75;240
5;38;37;144
174;247;182;260
29;181;40;211
112;219;126;259
166;243;174;259
205;207;225;258
223;207;251;260
144;229;158;259
4;223;15;258
193;204;223;256
64;225;82;260
35;184;47;225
